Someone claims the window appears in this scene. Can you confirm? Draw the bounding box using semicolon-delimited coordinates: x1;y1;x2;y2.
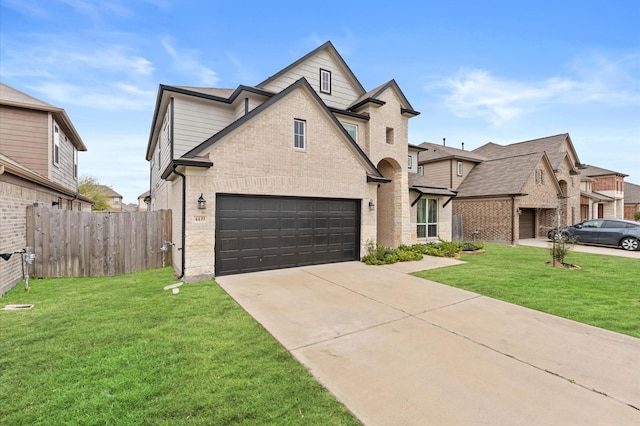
114;197;120;205
320;69;331;94
342;123;357;142
417;165;424;176
408;156;413;168
386;127;394;144
294;119;305;149
535;169;545;184
53;125;60;165
73;148;78;179
417;198;438;238
457;161;463;176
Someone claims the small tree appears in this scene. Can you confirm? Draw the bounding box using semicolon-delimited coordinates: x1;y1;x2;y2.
78;176;110;211
634;211;640;222
550;234;576;266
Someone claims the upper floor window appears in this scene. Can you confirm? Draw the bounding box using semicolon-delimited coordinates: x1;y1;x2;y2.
342;123;357;143
294;119;306;149
73;148;78;179
408;156;413;169
535;169;545;184
320;69;331;94
53;125;60;165
457;161;463;176
417;165;424;175
114;197;120;205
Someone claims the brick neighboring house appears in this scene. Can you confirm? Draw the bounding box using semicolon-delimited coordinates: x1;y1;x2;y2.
623;181;640;221
579;165;626;220
0;83;91;295
146;41;459;281
419;134;581;244
96;184;124;211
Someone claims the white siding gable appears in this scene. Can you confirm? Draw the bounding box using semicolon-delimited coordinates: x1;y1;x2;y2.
172;95;235;158
260;50;362;110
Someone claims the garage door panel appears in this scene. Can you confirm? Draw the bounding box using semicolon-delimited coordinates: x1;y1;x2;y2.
216;194;360;275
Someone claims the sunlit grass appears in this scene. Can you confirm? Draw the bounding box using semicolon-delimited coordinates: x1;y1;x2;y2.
414;243;640;338
0;268;359;425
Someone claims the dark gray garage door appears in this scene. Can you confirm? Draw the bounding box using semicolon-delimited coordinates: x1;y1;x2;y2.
215;194;360;276
519;208;535;239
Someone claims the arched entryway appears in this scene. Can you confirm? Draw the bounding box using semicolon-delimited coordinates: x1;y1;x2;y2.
376;158;403;247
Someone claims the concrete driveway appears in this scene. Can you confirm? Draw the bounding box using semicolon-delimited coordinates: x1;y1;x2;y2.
217;258;640;425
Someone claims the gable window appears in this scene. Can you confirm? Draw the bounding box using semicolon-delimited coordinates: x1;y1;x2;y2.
386;127;394;145
294;119;306;149
408;156;413;169
320;69;331;94
53;125;60;165
457;161;463;176
535;169;545;184
342;123;357;142
417;198;438;238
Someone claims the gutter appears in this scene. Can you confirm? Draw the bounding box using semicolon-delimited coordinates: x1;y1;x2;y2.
511;195;516;245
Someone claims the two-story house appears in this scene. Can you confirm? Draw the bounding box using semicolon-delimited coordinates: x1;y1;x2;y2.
418;134;582;244
579;165;626;220
95;184;124;212
0;83;91;294
146;41;442;281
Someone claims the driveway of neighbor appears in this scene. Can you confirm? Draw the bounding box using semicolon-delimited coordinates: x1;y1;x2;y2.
217;258;640;425
519;238;640;258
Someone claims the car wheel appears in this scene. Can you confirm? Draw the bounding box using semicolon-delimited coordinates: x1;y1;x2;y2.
620;237;639;251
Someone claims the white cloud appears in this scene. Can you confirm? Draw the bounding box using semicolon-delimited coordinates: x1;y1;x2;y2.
161;38;219;86
428;53;640;126
27;81;154;110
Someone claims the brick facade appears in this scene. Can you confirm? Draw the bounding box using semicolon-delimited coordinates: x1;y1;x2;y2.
0;174;90;295
453;198;515;243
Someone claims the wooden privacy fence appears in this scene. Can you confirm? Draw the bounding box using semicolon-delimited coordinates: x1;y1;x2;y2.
26;207;172;278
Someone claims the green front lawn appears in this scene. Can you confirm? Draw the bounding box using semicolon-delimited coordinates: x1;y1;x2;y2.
413;243;640;338
0;268;359;425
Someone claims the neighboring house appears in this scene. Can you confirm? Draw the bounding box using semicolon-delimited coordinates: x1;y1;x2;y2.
623;181;640;221
419;134;581;244
146;41;427;281
137;190;150;211
96;185;123;211
0;83;91;295
579;165;626;220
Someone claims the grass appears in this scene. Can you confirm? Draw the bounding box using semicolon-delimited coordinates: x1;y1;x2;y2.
0;268;360;425
413;243;640;338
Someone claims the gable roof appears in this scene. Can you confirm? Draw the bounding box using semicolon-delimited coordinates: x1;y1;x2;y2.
257;41;366;95
473;133;580;171
418;142;488;163
624;181;640;204
182;77;383;178
348;79;419;116
96;185;122;198
581;164;628;178
0;83;87;151
455;152;558;198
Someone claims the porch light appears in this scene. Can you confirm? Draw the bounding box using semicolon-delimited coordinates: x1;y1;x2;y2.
368;199;375;211
197;193;206;209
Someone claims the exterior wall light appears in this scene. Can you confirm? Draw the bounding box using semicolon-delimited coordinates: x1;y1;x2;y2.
197;193;206;209
369;199;375;211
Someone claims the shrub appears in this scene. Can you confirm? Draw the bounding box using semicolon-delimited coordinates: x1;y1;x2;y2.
550;235;576;264
634;211;640;222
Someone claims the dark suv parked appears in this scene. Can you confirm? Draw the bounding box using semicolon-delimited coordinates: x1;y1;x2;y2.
547;219;640;251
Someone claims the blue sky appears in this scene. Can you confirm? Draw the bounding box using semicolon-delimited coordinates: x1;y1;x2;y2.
1;0;639;203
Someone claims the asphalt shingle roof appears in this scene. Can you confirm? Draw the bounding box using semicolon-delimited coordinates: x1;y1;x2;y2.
624;181;640;204
455;152;544;198
418;142;488;163
581;164;628;177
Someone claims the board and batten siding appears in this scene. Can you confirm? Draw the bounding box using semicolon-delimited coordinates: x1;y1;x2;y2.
260;50;362;110
49;120;77;192
0;106;49;177
172;96;235;158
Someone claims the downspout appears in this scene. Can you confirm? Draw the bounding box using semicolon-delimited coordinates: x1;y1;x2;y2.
511;195;516;245
173;164;186;280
